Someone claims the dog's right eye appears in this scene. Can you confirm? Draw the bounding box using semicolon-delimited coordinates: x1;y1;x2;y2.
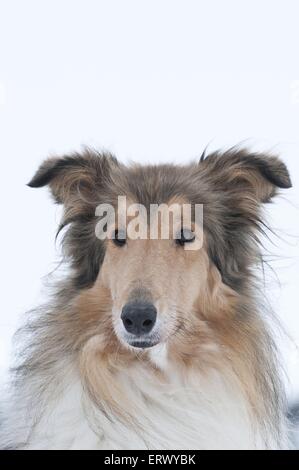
112;229;127;247
175;228;195;246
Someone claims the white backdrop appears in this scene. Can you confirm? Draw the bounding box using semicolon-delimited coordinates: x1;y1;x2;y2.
0;0;298;402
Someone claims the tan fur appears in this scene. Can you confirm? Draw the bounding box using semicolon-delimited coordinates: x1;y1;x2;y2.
74;198;267;432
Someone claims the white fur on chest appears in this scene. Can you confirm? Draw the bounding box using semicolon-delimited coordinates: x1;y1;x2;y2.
2;360;271;450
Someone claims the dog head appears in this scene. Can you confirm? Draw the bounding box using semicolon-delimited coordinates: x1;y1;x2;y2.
29;147;291;355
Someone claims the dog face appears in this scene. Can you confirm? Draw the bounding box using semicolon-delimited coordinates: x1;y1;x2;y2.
29;148;291;355
100;211;207;349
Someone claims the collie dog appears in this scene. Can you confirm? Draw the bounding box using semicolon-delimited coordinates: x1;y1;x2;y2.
0;147;292;449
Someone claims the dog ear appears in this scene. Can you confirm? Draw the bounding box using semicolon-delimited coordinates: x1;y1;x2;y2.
28;149;120;206
199;148;292;291
28;150;121;289
200;148;292;203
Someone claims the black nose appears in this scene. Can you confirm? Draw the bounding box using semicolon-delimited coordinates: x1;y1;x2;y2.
121;301;157;336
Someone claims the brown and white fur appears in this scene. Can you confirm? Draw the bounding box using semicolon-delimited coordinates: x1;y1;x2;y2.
0;147;292;449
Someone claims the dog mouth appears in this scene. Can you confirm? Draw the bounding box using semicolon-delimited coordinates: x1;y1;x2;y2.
120;330;161;349
127;339;160;349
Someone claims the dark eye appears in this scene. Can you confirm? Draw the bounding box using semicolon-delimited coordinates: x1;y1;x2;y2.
112;229;126;247
175;228;195;246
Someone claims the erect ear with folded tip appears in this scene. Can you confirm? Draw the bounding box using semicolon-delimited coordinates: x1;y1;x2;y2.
28;150;121;289
199;148;292;291
200;148;292;203
28;149;120;206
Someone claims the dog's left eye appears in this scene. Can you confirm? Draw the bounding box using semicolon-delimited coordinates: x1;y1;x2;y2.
175;228;195;246
112;229;127;247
